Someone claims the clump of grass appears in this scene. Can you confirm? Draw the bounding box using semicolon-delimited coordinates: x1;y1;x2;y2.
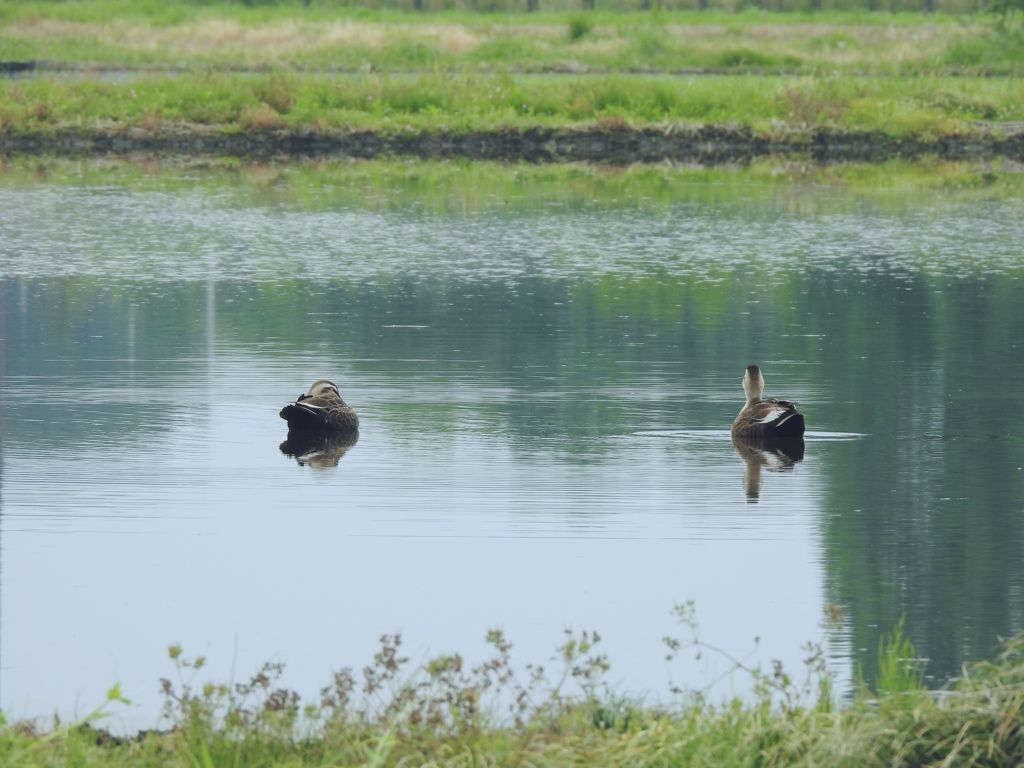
567;13;593;42
713;46;802;69
0;684;132;767
872;616;927;696
775;76;854;125
940;27;1024;73
241;103;284;128
253;74;296;114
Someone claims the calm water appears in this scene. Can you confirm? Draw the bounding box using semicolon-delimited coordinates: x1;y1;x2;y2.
1;162;1023;726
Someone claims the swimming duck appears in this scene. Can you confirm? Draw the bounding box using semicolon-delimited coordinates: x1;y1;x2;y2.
279;380;359;433
731;364;805;439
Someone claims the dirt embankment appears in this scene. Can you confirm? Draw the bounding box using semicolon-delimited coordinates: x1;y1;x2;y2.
4;124;1024;162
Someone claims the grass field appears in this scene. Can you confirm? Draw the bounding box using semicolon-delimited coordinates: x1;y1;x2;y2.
1;0;1022;75
2;0;1023;152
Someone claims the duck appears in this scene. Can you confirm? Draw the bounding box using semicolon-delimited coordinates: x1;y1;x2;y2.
731;364;805;439
279;380;359;433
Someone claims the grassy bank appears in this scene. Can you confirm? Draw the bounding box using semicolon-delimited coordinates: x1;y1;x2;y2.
3;72;1024;135
3;619;1024;767
4;70;1024;162
3;1;1024;159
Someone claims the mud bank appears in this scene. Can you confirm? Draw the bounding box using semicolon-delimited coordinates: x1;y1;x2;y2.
3;124;1024;163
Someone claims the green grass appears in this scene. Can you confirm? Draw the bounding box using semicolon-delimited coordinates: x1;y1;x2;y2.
2;71;1022;136
1;1;1021;75
3;616;1024;768
3;1;1022;153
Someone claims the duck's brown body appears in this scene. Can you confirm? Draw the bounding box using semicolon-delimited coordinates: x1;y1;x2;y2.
280;380;359;433
731;365;805;439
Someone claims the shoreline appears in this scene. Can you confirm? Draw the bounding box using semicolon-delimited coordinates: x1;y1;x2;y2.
4;124;1024;162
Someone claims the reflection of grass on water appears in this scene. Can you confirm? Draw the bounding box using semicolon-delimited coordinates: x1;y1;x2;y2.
4;606;1024;767
2;156;1023;205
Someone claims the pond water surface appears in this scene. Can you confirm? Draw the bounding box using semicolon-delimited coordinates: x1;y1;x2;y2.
1;162;1023;727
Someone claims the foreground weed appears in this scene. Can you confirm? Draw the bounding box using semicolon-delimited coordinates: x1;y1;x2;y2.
7;614;1024;768
0;684;131;767
151;624;621;768
663;600;836;713
873;615;927;697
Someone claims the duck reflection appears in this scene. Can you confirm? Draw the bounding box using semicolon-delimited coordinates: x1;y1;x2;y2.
279;430;359;468
731;435;804;501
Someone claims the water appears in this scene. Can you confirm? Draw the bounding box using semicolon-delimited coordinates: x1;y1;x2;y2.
1;162;1023;727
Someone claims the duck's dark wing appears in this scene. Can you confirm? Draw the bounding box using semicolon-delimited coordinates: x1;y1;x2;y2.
280;400;333;431
280;395;359;432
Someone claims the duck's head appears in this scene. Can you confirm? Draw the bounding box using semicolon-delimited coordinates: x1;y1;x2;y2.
306;379;341;400
743;364;764;404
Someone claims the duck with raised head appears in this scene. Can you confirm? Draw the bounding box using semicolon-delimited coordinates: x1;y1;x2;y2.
731;364;805;439
279;380;359;433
